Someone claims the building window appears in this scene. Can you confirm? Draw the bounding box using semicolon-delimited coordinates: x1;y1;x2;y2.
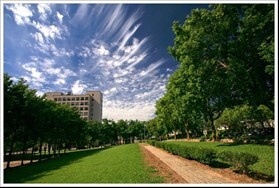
85;97;88;100
76;102;79;105
72;97;75;101
80;107;83;111
58;98;61;101
84;107;88;110
71;102;75;106
81;97;84;100
84;112;88;116
80;102;84;105
67;98;71;101
63;98;66;101
85;102;88;105
76;97;80;101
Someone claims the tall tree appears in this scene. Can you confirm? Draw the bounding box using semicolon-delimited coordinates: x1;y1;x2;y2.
168;4;274;141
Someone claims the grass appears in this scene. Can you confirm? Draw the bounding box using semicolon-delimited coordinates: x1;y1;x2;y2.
4;143;164;183
167;141;274;179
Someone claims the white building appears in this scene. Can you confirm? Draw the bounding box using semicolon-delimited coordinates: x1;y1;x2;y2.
45;91;103;122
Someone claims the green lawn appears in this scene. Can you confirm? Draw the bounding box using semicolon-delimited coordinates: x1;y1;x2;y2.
168;141;274;177
4;144;164;183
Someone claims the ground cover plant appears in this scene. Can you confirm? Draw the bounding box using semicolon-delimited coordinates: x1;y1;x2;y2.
152;141;274;181
4;144;163;183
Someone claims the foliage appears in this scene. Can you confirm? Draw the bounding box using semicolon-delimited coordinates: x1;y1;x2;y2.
154;4;274;142
4;73;86;167
4;73;148;169
217;150;258;172
163;141;274;178
215;104;274;143
154;141;217;165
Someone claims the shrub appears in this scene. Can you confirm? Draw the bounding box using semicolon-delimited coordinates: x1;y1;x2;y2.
153;142;217;165
194;147;217;165
217;150;258;172
147;140;156;146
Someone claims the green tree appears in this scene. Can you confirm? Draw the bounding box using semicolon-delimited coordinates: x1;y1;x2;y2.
168;4;274;141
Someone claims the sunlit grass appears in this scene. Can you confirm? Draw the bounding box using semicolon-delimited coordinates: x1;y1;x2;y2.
4;144;163;183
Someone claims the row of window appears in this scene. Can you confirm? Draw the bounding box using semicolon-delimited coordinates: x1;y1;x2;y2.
75;107;89;111
54;96;90;101
80;112;88;116
80;112;93;117
57;101;90;106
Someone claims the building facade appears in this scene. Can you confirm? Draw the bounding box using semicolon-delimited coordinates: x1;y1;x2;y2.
45;91;103;122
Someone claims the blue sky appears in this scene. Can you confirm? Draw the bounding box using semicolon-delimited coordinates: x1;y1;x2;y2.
3;2;209;121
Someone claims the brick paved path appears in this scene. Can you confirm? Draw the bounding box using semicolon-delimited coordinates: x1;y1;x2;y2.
143;145;238;184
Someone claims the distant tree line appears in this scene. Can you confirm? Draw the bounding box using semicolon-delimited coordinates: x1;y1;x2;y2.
4;73;146;168
149;4;274;143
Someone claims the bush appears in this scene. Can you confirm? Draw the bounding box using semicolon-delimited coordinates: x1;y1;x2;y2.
217;150;258;172
147;140;156;146
193;147;217;165
151;141;217;165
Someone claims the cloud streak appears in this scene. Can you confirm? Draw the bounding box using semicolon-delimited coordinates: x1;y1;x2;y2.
4;3;176;121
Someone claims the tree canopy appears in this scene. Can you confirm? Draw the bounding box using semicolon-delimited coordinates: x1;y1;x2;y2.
154;4;274;141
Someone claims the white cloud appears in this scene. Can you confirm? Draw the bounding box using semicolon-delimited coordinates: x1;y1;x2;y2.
139;59;165;77
6;4;33;25
54;78;65;85
10;77;19;83
37;4;52;21
92;45;110;56
118;24;141;51
32;32;45;43
35;90;44;97
22;63;40;78
10;4;171;122
78;47;91;57
103;101;156;121
53;48;74;57
99;5;125;37
71;80;87;94
56;11;63;23
48;67;61;75
71;4;89;24
32;21;61;40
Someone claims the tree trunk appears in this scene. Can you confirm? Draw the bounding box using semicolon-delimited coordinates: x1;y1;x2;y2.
185;123;190;140
6;135;16;169
30;139;37;163
210;117;217;142
21;138;27;166
58;140;61;156
39;139;43;161
48;143;51;158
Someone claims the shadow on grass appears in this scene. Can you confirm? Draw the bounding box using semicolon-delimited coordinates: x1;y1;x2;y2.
234;170;274;182
208;161;230;169
208;161;274;183
4;147;109;183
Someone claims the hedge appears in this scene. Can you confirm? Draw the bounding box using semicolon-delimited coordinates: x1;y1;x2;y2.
147;141;258;171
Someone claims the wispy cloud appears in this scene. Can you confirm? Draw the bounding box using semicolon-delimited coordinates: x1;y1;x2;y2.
4;3;175;121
